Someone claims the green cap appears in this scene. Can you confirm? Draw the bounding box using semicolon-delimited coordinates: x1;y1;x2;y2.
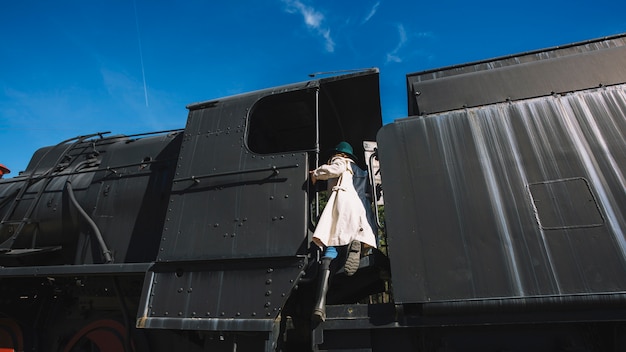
332;141;357;160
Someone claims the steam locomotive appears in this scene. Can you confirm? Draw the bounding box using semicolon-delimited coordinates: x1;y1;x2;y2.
2;34;626;351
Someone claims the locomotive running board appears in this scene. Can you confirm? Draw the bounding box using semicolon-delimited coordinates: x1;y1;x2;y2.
0;246;63;266
0;246;61;256
0;262;152;277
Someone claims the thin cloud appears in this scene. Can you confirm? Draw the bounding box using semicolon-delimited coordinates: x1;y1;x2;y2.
362;1;380;24
386;28;436;64
386;23;408;63
282;0;335;52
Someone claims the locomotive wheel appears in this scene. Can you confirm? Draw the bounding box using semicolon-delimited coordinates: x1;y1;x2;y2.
62;319;129;352
0;318;23;352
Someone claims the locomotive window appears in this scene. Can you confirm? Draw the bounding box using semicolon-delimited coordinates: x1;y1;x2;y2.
247;89;316;154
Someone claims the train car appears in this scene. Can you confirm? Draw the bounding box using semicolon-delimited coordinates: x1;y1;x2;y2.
1;33;626;351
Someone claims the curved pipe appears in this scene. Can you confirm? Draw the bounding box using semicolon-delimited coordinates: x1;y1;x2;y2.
66;180;113;263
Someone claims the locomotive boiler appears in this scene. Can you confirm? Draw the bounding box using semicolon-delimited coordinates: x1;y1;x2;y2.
2;34;626;351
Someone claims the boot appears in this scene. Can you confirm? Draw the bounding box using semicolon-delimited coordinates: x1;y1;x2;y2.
344;240;361;276
312;247;337;323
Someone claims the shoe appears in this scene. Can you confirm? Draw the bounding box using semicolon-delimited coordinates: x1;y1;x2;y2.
344;240;361;276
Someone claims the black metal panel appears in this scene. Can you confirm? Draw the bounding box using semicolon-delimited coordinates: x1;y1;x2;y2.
407;34;626;115
87;133;182;264
379;83;626;304
137;257;305;331
0;132;182;266
159;89;311;261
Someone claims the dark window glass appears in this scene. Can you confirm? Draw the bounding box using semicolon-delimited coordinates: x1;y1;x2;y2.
247;89;316;154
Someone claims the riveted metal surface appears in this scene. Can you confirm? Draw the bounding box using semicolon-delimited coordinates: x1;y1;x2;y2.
137;256;305;331
159;88;311;261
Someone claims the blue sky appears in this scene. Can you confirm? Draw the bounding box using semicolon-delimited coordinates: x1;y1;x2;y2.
1;0;625;175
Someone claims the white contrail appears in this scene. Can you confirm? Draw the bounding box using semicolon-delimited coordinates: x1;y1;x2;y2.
133;0;149;107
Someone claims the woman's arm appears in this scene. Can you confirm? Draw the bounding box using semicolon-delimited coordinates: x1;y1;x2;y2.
309;157;349;184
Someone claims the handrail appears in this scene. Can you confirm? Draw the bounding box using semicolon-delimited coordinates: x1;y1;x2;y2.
368;149;384;230
172;164;299;184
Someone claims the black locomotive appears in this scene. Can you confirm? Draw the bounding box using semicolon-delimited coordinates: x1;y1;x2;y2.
2;34;626;351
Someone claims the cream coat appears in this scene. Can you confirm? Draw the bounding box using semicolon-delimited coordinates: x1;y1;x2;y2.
312;156;377;248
